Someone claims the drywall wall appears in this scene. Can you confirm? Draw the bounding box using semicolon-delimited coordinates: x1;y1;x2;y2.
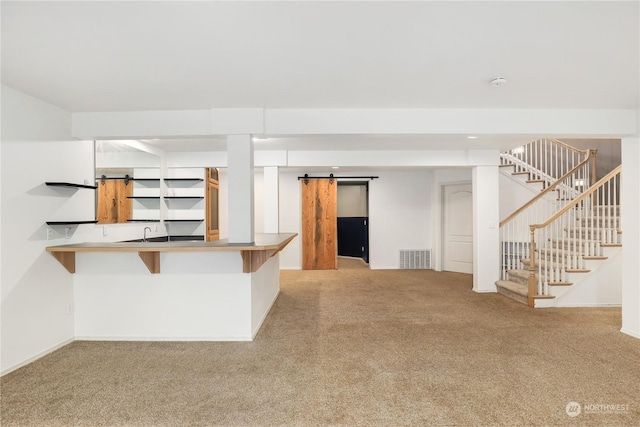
498;172;541;222
1;86;88;373
277;171;302;269
0;87;183;374
563;138;621;180
368;171;432;269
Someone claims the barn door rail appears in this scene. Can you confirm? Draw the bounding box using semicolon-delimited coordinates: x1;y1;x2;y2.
298;173;378;185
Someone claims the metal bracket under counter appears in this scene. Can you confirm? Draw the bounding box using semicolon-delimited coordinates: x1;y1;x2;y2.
46;233;297;274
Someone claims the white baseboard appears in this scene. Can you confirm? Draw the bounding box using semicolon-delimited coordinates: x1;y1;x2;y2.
620;328;640;340
74;335;252;342
555;303;622;308
1;337;74;377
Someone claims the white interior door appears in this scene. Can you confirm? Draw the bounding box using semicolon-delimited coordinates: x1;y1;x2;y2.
443;183;473;274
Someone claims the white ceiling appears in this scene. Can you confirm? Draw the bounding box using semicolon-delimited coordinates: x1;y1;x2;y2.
2;1;637;155
2;1;638;113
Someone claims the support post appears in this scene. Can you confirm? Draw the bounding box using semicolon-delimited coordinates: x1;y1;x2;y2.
227;135;254;244
472;165;500;293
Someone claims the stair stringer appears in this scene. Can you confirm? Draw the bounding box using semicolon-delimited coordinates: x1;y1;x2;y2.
534;247;622;308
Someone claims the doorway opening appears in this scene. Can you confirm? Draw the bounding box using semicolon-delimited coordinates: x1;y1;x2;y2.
337;181;370;266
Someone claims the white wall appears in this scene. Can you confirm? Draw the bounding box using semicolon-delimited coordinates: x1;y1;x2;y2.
368;171;432;269
0;87;177;374
499;172;541;221
278;171;302;269
1;87;87;373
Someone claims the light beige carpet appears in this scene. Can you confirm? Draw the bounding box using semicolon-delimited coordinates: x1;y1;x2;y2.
2;268;639;426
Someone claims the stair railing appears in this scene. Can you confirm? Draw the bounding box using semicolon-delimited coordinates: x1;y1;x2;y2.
526;165;621;306
500;138;595;187
499;150;596;285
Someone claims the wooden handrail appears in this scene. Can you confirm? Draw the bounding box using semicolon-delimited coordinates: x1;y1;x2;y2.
499;150;595;227
530;165;621;230
548;138;591;156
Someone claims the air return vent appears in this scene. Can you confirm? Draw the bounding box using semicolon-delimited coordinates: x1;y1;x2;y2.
399;250;431;269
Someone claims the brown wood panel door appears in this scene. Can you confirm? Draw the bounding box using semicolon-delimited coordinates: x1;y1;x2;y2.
97;179;132;224
302;178;337;269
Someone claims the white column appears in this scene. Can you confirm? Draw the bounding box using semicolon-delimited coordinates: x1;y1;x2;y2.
263;167;279;233
227;135;254;244
621;136;640;339
472;165;500;292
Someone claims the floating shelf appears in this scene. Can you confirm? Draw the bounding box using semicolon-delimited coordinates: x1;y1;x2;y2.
45;182;97;190
164;219;204;222
46;220;98;225
132;178;160;182
127;196;160;199
164;178;204;182
126;219;161;223
164;196;204;200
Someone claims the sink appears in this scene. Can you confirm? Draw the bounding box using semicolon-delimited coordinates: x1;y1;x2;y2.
121;236;204;243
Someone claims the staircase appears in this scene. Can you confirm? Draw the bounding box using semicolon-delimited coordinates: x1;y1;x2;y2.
496;139;622;308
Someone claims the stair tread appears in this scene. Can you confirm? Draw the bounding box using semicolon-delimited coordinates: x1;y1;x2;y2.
496;280;527;296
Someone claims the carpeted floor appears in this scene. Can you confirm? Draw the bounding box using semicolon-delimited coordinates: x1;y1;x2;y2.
2;268;639;426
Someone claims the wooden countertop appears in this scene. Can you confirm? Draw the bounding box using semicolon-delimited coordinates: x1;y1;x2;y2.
46;233;297;274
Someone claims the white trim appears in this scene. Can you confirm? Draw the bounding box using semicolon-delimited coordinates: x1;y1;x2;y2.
620;328;640;340
556;303;622;308
1;338;74;377
74;336;252;342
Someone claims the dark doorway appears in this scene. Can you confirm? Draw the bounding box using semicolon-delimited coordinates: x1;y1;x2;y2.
337;182;369;263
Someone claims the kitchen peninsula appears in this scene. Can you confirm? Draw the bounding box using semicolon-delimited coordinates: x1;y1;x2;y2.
46;233;296;341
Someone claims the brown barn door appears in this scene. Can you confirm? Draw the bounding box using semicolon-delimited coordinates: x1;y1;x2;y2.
302;178;337;269
96;179;132;224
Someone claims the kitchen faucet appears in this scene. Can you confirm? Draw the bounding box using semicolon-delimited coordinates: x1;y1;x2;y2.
143;227;152;242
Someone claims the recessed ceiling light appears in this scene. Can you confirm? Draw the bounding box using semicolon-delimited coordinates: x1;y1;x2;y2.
467;136;478;139
332;166;340;169
490;77;507;86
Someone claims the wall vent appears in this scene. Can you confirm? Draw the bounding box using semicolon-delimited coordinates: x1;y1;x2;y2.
399;250;431;269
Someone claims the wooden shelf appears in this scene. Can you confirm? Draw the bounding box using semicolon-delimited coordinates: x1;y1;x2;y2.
46;182;97;190
46;220;98;225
